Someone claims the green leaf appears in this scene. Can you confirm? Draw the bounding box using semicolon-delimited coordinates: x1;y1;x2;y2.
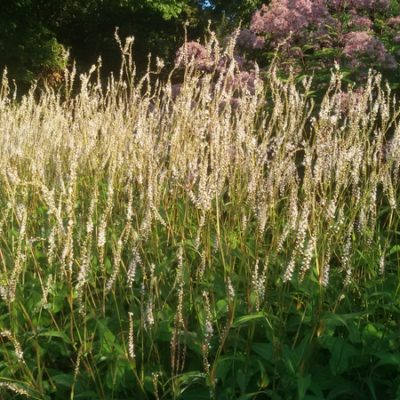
38;330;72;344
362;323;383;342
257;360;270;389
75;391;100;399
104;257;112;274
318;336;358;375
251;343;273;362
175;371;206;387
297;374;312;399
105;360;127;390
314;48;338;57
326;381;360;400
237;368;248;394
216;299;228;317
388;244;400;255
309;366;335;392
178;386;211;400
282;345;298;375
321;312;364;343
96;320;117;354
238;394;262;400
375;353;400;367
52;373;73;388
232;312;266;328
215;355;245;382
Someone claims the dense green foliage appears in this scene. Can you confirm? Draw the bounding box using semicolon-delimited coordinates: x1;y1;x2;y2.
0;0;199;84
0;1;67;84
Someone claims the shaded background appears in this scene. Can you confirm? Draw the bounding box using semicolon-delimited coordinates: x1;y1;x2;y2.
0;0;263;87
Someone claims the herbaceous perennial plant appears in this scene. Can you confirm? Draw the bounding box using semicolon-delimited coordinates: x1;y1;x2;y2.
234;0;400;86
0;35;399;399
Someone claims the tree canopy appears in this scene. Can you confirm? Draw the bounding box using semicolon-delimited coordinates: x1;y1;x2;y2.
0;0;245;85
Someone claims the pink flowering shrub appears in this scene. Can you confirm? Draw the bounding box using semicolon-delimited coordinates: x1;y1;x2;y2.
236;0;400;87
175;1;400;93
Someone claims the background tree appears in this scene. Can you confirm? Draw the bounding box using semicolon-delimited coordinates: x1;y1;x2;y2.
0;0;67;86
0;0;208;86
202;0;264;27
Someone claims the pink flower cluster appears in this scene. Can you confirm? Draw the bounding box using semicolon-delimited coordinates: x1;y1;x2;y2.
343;31;396;68
349;10;373;29
387;16;400;27
237;29;265;50
225;70;257;94
333;87;365;113
250;0;328;39
175;41;214;72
